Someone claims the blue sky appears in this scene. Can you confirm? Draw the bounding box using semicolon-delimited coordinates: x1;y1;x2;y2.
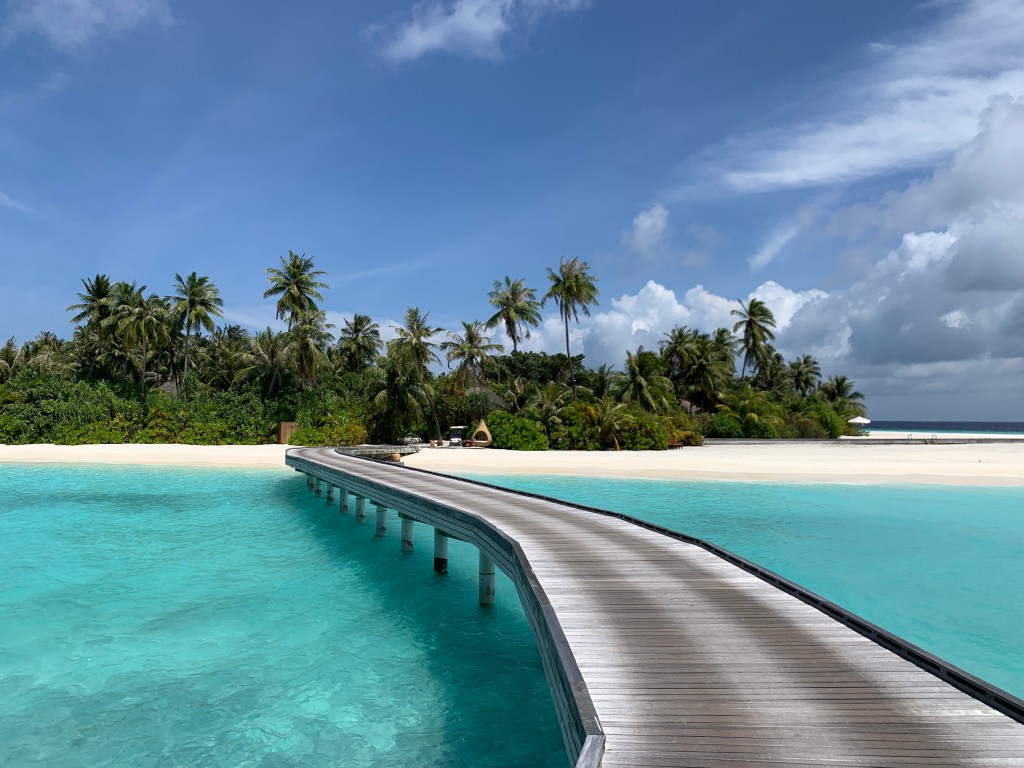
2;0;1024;419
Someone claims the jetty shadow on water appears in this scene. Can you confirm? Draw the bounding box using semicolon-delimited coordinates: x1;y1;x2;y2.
271;474;566;768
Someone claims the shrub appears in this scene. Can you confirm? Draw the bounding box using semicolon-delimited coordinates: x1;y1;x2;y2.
705;412;743;438
618;411;669;450
550;403;600;450
486;410;549;451
54;422;131;445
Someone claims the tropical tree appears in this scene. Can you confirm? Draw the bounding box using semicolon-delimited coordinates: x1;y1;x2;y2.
731;298;777;379
289;310;335;390
366;351;426;442
678;333;733;413
660;325;699;381
485;276;541;361
819;375;866;418
618;346;674;413
263;251;329;329
441;321;504;388
0;337;27;383
67;274;113;379
200;324;250;390
111;288;170;394
170;272;223;381
586;397;631;450
238;328;292;397
527;380;570;436
392;307;444;443
542;257;599;401
337;314;382;373
788;354;821;398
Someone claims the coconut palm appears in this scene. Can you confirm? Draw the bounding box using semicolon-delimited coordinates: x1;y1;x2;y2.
441;321;504;388
200;324;250;390
367;351;426;442
542;257;599;401
678;333;733;413
67;274;113;379
586;397;631;450
112;289;170;393
731;298;777;379
618;346;674;413
263;251;329;329
819;375;866;418
238;328;292;397
527;380;570;436
337;314;383;373
788;354;821;398
289;310;335;390
485;276;541;360
392;307;444;443
0;337;27;383
170;272;223;381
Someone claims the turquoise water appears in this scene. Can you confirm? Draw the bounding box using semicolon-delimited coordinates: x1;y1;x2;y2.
465;474;1024;698
0;464;565;768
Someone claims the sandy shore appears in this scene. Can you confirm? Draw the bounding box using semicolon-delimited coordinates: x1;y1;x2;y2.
0;443;291;468
403;442;1024;486
1;441;1022;486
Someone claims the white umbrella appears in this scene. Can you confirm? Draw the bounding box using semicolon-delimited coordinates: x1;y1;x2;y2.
847;416;871;425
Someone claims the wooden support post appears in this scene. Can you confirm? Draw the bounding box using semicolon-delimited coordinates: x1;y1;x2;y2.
314;478;323;497
375;504;388;537
338;488;349;514
355;495;366;523
401;517;414;551
479;551;496;605
326;484;335;504
433;529;448;574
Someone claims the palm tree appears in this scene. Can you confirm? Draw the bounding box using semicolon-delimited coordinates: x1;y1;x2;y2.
289;310;335;390
527;380;570;437
238;328;292;397
819;375;866;418
788;354;821;398
263;251;329;329
337;314;382;372
731;298;777;379
366;351;426;442
67;274;113;379
679;333;733;413
112;289;169;394
485;276;541;361
441;321;504;388
392;307;444;443
200;324;250;390
586;397;631;451
0;337;27;383
618;346;674;413
542;257;599;401
170;272;223;381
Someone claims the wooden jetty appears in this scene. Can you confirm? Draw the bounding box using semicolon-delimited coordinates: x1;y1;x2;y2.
286;447;1024;768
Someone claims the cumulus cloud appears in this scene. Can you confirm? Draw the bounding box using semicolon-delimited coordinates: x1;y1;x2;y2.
367;0;590;63
712;0;1024;192
622;204;670;258
2;0;172;49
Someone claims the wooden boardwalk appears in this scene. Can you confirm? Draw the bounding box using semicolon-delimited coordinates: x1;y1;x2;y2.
286;448;1024;768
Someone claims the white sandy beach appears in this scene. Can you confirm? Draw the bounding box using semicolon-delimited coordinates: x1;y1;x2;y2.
2;441;1022;486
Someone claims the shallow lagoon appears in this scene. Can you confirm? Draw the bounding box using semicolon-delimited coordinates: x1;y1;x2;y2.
466;473;1024;699
0;464;564;768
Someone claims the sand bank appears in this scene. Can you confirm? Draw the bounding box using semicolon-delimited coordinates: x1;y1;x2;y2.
403;442;1024;486
0;443;290;468
845;430;1024;440
2;441;1022;486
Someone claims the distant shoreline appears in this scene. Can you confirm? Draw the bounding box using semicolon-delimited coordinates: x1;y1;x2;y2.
3;442;1023;487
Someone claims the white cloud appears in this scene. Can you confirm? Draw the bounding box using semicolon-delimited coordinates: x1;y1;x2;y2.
2;0;172;49
367;0;590;63
749;222;798;271
0;189;34;215
622;204;670;258
713;0;1024;192
940;309;972;329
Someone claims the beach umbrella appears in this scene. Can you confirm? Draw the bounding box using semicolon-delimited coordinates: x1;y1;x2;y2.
847;416;871;425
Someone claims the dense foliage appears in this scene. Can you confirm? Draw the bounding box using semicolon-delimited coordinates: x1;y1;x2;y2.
0;257;866;448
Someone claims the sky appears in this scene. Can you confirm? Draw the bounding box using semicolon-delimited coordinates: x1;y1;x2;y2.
1;0;1023;420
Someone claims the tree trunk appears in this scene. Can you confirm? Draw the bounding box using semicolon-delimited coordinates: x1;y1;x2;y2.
564;315;577;402
417;366;443;443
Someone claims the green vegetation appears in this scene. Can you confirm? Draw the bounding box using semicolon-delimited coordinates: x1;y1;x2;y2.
0;257;865;448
